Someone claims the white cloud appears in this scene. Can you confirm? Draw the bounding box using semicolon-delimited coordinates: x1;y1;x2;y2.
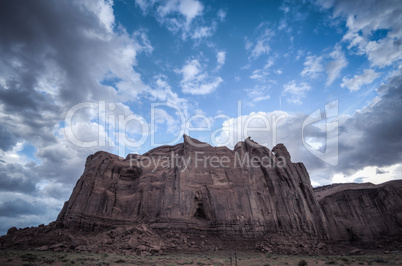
155;0;203;24
149;75;189;115
136;0;208;39
133;29;154;55
178;59;223;95
264;58;274;69
362;37;402;68
254;95;271;102
82;0;115;33
249;69;268;81
217;9;227;21
0;142;26;165
317;0;402;68
216;51;226;70
278;19;287;31
301;47;348;85
283;81;311;105
295;50;304;61
181;59;202;80
249;59;274;81
214;111;290;148
332;164;402;185
178;0;204;26
301;55;324;79
195;78;223;95
192;26;214;39
247;28;274;60
245;85;270;102
244;37;253;51
153;108;179;134
341;68;380;91
250;70;265;80
326;45;348;85
252;39;271;58
135;0;156;13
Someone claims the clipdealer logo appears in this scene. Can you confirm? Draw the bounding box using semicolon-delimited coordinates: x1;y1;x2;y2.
64;100;338;166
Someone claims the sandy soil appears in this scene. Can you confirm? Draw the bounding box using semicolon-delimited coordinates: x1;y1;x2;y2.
0;249;401;266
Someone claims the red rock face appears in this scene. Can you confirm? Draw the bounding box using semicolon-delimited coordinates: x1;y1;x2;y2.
57;135;328;239
314;180;402;241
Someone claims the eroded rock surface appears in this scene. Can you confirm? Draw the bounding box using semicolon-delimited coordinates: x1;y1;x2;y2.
57;135;328;239
314;180;402;241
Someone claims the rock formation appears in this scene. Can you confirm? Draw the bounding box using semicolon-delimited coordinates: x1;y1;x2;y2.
314;180;402;242
57;135;328;239
1;135;402;254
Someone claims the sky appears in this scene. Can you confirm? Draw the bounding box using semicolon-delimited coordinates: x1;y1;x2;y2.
0;0;402;235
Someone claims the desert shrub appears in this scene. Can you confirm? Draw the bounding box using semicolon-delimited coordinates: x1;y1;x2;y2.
180;261;194;265
373;257;388;263
20;253;38;262
44;258;55;264
298;259;308;266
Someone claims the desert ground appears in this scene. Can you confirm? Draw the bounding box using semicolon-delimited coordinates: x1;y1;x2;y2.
0;249;401;266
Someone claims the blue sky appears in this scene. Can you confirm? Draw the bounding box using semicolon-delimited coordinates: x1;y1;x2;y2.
0;0;402;235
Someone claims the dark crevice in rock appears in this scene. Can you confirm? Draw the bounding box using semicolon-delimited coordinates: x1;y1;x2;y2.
194;203;208;220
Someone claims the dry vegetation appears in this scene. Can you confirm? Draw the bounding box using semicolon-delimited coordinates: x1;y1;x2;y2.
0;249;401;266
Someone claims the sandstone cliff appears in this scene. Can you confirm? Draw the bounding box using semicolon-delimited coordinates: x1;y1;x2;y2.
57;135;328;239
314;180;402;242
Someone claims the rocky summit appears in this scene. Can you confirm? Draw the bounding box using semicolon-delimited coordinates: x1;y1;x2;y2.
1;135;402;255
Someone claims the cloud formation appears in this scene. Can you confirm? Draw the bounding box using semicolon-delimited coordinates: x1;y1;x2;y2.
341;69;380;91
301;55;324;79
245;85;271;103
300;46;347;86
318;0;402;68
178;59;223;95
325;45;348;86
336;68;402;174
216;51;226;70
215;65;402;185
0;0;162;234
137;0;203;28
246;25;274;60
283;81;311;105
135;0;222;40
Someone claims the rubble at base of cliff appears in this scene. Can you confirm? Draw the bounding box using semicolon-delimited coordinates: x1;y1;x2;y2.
2;222;402;256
